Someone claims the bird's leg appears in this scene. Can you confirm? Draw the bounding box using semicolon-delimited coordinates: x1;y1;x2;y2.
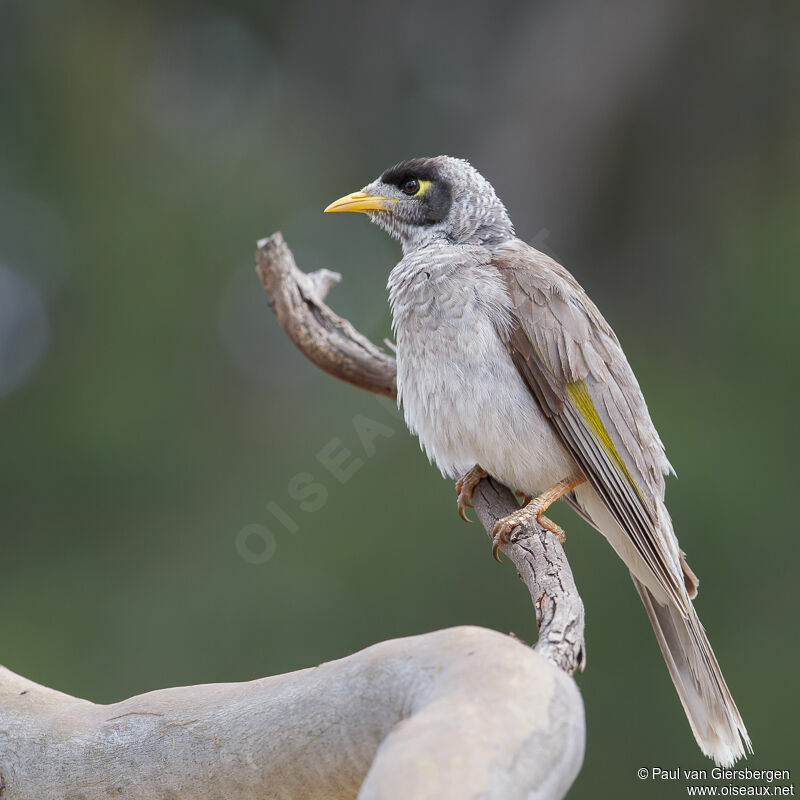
492;475;586;562
455;465;489;522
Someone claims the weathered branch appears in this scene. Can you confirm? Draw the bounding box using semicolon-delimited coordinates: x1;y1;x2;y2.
0;627;584;799
256;234;397;398
257;232;586;675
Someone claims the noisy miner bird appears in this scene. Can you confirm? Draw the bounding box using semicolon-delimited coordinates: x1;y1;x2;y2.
324;156;751;766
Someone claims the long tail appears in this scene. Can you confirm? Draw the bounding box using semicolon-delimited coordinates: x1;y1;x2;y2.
633;577;752;766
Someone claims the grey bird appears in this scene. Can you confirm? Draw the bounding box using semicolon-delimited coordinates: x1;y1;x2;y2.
325;156;751;766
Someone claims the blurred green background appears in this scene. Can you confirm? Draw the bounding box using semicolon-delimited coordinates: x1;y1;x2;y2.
1;0;798;794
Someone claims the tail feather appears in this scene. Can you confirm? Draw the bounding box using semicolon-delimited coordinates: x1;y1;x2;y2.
633;577;752;766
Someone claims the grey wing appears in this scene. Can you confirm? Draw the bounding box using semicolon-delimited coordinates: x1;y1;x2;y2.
492;240;687;610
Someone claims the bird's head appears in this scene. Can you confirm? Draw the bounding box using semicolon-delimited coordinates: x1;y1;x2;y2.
325;156;514;253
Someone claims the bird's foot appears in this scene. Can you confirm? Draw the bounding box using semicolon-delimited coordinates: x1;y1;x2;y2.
492;505;565;562
456;465;489;522
491;475;585;562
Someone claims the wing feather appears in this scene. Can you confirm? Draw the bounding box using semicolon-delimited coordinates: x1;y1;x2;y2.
493;240;685;608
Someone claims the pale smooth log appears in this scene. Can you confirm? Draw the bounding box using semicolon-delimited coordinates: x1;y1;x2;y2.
0;627;584;800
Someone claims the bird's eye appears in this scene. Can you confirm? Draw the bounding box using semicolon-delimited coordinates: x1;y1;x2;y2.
401;178;420;196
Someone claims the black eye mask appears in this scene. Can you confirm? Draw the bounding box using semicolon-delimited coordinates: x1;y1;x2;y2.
380;158;452;226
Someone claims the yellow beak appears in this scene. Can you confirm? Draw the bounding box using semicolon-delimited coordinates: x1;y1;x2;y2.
324;191;397;214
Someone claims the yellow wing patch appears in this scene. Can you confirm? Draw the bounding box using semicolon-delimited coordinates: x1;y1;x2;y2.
566;379;646;504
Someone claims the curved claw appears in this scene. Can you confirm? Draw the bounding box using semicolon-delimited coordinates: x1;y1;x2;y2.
538;514;566;545
455;465;488;525
491;517;517;563
491;533;505;563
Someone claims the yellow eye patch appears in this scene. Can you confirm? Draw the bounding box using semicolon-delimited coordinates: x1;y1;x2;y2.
416;179;433;196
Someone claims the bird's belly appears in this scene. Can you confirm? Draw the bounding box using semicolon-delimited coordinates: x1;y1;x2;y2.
397;319;575;493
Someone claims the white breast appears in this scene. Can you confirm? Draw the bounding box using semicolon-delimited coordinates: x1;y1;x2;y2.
389;247;575;492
